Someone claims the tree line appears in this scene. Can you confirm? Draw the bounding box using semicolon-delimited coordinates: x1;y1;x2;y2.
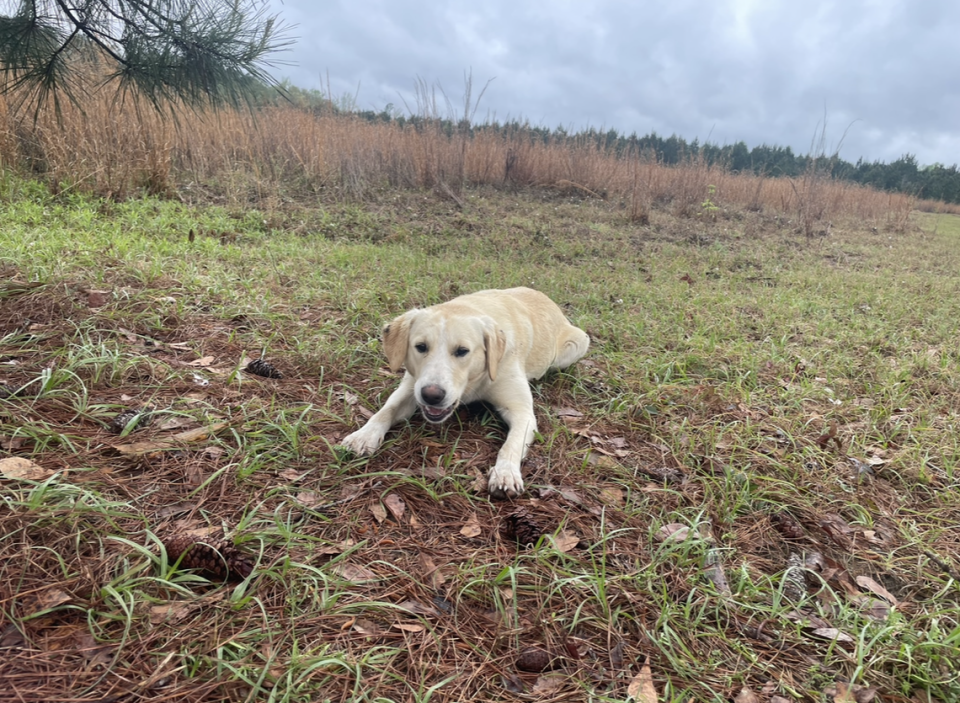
263;81;960;205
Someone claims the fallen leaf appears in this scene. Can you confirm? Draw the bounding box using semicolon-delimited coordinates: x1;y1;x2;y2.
855;575;899;605
827;682;858;703
599;486;624;504
502;674;525;693
585;453;620;470
0;457;54;481
33;589;71;613
316;539;356;556
807;627;856;647
532;674;565;695
551;531;580;553
0;436;25;450
419;554;446;589
783;609;832;629
627;658;658;702
352;618;381;636
149;601;196;625
657;523;698;543
553;406;583;418
157;501;198;518
703;548;731;595
558;486;585;505
334;562;378;582
72;630;113;667
153;415;190;431
460;513;482;538
392;623;425;633
383;493;406;522
469;474;488;493
87;290;109;308
816;420;841;451
822;564;861;597
296;491;321;508
409;513;422;529
339;483;363;500
735;687;760;703
114;422;228;455
819;513;857;551
0;624;24;648
188;356;215;367
279;468;303;482
369;502;388;524
854;595;891;621
609;641;625;669
396;600;441;618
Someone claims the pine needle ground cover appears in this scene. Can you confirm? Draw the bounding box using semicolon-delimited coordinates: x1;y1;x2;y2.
2;179;960;702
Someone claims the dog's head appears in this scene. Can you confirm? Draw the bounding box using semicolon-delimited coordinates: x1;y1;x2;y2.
382;307;507;423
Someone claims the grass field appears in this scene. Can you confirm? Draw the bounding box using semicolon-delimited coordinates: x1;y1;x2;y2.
2;172;960;703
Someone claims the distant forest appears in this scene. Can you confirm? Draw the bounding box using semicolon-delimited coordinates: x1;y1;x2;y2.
267;81;960;205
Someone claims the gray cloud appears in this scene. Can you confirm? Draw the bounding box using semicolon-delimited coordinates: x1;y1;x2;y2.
267;0;960;165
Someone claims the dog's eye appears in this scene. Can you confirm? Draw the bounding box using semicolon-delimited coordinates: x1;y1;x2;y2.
415;343;428;354
454;347;469;358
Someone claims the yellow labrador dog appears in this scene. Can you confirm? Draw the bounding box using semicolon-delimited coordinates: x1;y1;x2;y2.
341;287;590;499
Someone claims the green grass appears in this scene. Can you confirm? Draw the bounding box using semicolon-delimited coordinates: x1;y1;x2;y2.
2;177;960;702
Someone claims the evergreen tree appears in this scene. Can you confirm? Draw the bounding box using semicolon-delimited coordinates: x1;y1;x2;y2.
0;0;291;114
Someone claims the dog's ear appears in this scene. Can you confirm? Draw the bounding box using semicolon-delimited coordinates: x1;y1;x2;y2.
483;319;507;381
382;312;415;372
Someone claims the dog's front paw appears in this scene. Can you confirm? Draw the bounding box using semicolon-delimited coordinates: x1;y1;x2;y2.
487;459;524;500
340;425;386;456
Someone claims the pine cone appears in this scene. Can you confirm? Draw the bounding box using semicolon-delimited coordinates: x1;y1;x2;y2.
501;508;543;546
246;358;283;379
639;465;685;484
0;383;26;399
782;552;807;602
771;511;805;540
110;406;154;434
516;646;558;673
161;533;255;581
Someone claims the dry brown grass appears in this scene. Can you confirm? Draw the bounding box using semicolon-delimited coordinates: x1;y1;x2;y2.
0;90;923;229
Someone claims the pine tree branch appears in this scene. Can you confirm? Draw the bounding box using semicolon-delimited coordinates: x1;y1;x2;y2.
0;0;291;116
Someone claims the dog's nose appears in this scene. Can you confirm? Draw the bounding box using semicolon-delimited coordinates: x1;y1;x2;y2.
420;385;446;406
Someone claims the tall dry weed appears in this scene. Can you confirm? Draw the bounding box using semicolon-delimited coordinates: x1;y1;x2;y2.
0;89;922;223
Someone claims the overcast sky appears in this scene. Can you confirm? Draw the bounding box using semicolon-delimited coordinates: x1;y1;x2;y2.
266;0;959;166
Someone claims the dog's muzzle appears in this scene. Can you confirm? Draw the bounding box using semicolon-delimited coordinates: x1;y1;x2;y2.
420;404;456;423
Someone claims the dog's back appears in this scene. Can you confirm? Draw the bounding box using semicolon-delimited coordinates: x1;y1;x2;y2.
440;287;589;380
